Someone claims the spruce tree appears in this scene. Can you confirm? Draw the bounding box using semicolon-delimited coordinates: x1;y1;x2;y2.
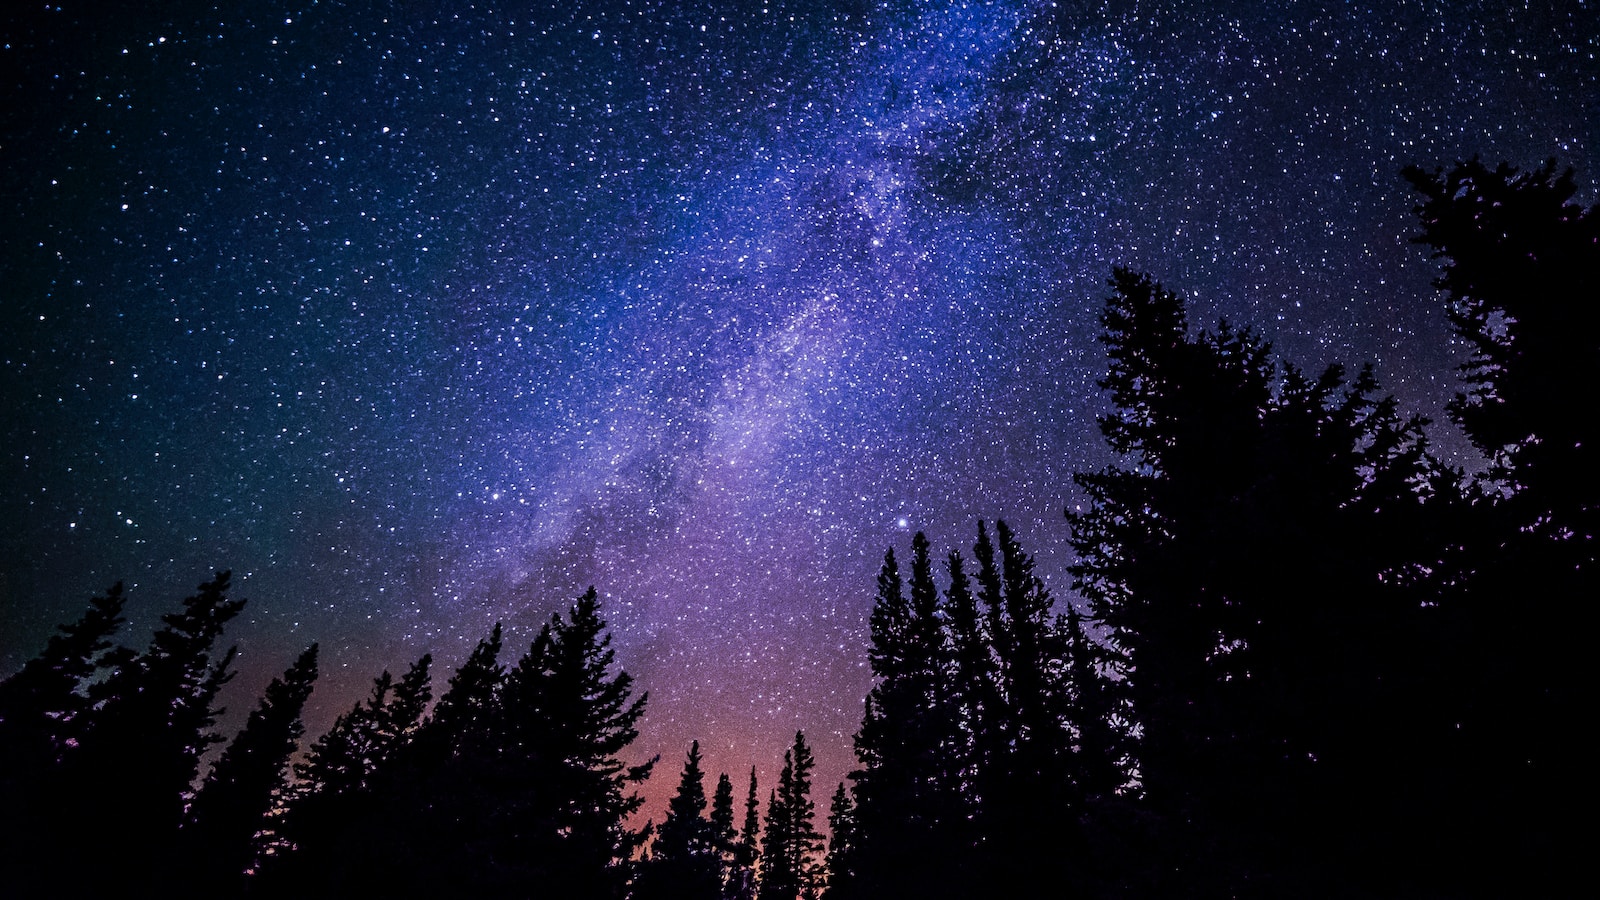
62;571;245;893
760;784;791;900
185;644;319;891
492;589;654;898
266;653;434;894
710;771;738;889
1403;157;1599;522
637;741;724;900
821;783;856;898
0;583;134;890
1402;158;1597;894
759;732;820;900
1067;268;1450;894
846;534;975;900
727;768;761;900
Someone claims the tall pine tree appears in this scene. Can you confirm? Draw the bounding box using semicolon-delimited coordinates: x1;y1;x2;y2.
1068;268;1450;894
636;740;725;900
1401;157;1597;894
62;571;245;894
185;644;319;892
759;732;821;900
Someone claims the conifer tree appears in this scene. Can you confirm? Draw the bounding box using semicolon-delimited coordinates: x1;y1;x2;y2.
266;653;433;893
636;741;724;900
968;520;1011;812
1402;158;1596;894
185;644;319;891
727;768;761;900
761;785;790;900
1061;608;1126;804
0;583;129;766
424;621;505;755
1403;158;1599;524
821;783;856;898
710;772;738;863
1067;268;1449;894
709;770;739;898
492;589;654;898
940;549;992;794
846;534;974;899
291;653;432;803
0;583;134;889
759;732;820;900
63;571;245;893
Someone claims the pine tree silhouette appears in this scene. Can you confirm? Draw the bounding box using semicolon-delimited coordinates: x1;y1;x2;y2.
759;732;821;900
0;582;133;891
489;589;654;898
63;571;244;893
821;783;856;898
710;771;738;874
845;535;976;899
184;644;319;893
1402;157;1597;894
1068;268;1456;894
636;740;725;900
726;768;761;900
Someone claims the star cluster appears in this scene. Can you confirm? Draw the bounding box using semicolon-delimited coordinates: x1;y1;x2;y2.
3;0;1595;817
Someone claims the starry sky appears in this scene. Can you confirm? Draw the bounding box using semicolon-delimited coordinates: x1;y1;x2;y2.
3;0;1596;822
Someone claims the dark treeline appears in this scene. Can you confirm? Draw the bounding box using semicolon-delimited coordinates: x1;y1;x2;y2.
1;159;1592;897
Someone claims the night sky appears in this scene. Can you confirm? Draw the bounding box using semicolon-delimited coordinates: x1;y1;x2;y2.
4;0;1595;822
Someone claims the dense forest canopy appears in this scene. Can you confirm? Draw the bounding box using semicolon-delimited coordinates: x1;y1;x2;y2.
2;158;1592;897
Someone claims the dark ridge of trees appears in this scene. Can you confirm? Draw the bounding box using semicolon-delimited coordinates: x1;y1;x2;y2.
263;588;656;899
0;158;1589;898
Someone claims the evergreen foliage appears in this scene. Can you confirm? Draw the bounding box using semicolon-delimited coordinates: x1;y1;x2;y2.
710;771;739;867
1068;264;1478;894
184;643;319;892
0;583;135;894
759;732;822;900
843;524;1127;898
1401;157;1597;894
268;588;653;899
821;783;856;898
73;571;244;892
725;768;762;900
635;741;726;900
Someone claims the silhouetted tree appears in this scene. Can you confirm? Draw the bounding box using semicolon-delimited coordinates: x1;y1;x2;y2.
1068;268;1453;894
62;571;244;893
1402;157;1597;894
184;644;319;892
727;768;761;900
0;583;134;891
710;771;738;866
271;590;652;898
489;589;655;898
1404;158;1599;523
290;653;432;801
844;535;976;899
264;653;433;894
635;740;724;900
759;732;821;900
821;783;856;898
